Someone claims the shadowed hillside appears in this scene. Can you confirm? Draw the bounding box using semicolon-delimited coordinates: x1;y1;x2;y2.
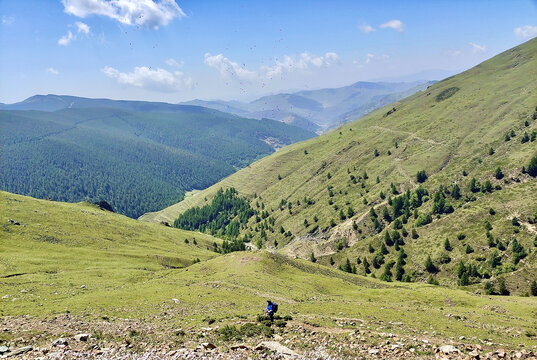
0;106;315;218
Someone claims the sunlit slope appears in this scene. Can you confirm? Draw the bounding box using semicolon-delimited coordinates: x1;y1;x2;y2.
0;191;222;314
2;226;537;347
142;37;537;232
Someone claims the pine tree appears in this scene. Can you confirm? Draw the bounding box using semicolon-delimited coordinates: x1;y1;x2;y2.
380;243;389;255
455;261;466;278
384;231;393;246
363;257;371;274
425;255;437;273
469;178;480;193
451;184;461;199
528;155;537;177
368;244;375;253
530;280;537;296
380;261;394;282
342;258;353;273
382;207;392;222
444;238;452;251
395;250;405;281
494;167;504;179
330;256;335;266
498;278;510;296
411;229;419;239
458;271;469;286
465;244;474;254
310;252;317;263
416;170;428;183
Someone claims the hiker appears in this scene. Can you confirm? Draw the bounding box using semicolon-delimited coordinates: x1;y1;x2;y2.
266;300;278;321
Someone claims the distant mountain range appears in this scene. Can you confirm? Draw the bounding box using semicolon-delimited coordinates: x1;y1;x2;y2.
2;80;434;134
181;81;434;133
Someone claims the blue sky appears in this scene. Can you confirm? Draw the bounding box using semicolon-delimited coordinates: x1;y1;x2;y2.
1;0;536;104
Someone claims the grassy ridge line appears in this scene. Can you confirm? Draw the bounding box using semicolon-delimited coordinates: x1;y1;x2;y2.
141;38;537;243
0;191;221;314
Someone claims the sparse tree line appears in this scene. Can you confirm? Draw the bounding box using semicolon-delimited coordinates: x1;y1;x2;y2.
173;105;537;294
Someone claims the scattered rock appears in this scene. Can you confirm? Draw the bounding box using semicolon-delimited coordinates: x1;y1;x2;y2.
469;349;480;358
439;344;459;354
368;348;380;355
52;338;68;346
230;344;249;350
5;345;32;357
255;341;298;357
497;348;506;358
201;342;216;350
74;333;90;341
0;346;8;354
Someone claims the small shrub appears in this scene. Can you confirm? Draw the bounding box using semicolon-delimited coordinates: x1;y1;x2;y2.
435;87;460;102
498;278;510;296
416;170;428;183
425;256;437;273
484;281;495;295
531;280;537;296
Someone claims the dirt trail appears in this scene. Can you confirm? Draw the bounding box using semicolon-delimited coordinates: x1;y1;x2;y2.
372;125;443;145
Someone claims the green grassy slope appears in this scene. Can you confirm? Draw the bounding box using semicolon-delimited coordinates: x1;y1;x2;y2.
144;38;537;291
0;107;315;218
0;190;221;315
2;191;537;348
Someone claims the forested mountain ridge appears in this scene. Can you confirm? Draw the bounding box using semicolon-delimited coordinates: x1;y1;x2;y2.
0;106;315;218
145;38;537;294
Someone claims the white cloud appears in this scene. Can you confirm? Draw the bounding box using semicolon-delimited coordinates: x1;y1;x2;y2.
2;15;15;25
75;21;90;34
362;53;389;65
58;31;74;46
204;53;257;81
514;25;537;39
46;67;59;75
469;42;486;53
359;23;375;33
165;58;184;68
262;52;340;78
204;51;340;82
380;19;404;32
101;65;193;92
62;0;185;29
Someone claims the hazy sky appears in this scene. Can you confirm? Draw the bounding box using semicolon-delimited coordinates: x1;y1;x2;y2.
1;0;536;104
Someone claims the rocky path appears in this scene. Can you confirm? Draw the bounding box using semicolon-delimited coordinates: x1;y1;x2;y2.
1;315;536;359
